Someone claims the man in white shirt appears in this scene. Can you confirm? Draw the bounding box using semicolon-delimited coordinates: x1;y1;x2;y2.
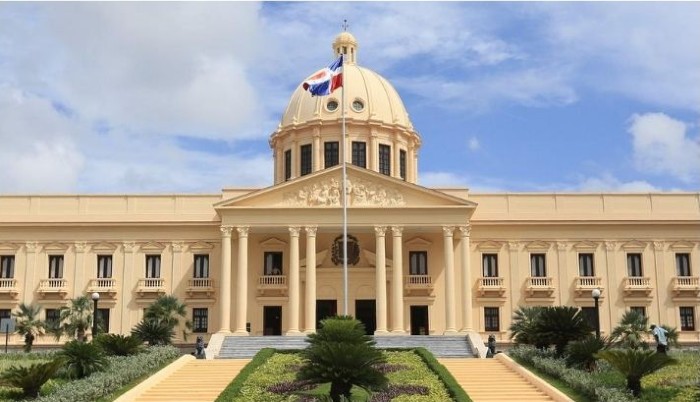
650;324;668;354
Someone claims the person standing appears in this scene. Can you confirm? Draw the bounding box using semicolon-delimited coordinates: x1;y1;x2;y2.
650;324;668;354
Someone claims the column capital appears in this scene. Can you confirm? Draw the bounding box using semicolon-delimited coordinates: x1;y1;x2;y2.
25;242;39;252
74;242;87;253
236;226;250;238
122;241;136;252
653;241;665;251
391;226;403;236
508;241;520;251
458;224;471;238
605;241;616;251
442;225;455;237
171;241;184;252
289;226;301;237
305;226;318;237
220;225;234;237
374;225;387;236
557;241;568;251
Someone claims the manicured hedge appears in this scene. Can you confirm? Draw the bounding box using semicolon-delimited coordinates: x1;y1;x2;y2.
412;347;472;402
215;348;276;402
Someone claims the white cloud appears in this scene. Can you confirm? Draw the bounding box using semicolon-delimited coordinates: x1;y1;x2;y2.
628;113;700;183
573;173;659;193
468;137;480;151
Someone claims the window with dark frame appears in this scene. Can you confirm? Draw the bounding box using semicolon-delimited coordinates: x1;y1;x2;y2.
264;252;283;275
145;255;161;278
194;254;209;278
0;256;14;279
379;144;391;176
530;254;546;277
399;149;407;180
0;309;10;320
45;309;60;328
324;141;339;168
578;253;595;277
630;306;646;317
48;255;63;279
193;308;208;333
97;255;112;278
580;307;597;330
484;307;500;331
482;254;498;277
680;306;695;331
300;144;312;176
284;149;292;181
627;253;643;277
409;251;428;275
97;308;110;333
676;253;691;277
351;141;366;168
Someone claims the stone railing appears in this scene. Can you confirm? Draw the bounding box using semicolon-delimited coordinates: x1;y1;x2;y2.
477;277;505;296
671;276;700;294
258;275;286;286
188;278;214;289
526;277;554;296
88;278;117;293
38;279;68;293
0;278;17;292
137;278;166;293
623;277;652;295
405;275;432;286
574;276;603;295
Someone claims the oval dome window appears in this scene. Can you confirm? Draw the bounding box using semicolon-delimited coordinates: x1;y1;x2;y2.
326;100;339;112
352;100;364;112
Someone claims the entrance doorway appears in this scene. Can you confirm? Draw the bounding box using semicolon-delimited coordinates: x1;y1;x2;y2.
355;300;376;335
263;306;282;335
410;306;429;335
316;300;337;329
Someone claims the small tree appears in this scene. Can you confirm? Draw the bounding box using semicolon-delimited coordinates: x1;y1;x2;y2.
509;306;546;348
297;316;387;402
596;349;676;397
532;306;592;355
611;310;649;350
59;340;109;379
565;335;609;371
0;360;62;398
13;303;45;352
143;295;192;341
132;317;175;346
49;296;94;342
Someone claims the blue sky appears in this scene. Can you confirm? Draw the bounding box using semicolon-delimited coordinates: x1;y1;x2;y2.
0;2;698;194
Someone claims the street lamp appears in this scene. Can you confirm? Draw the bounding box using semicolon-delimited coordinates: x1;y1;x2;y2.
592;288;601;339
91;292;100;340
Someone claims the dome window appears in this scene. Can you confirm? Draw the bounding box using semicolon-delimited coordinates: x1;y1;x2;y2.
352;99;365;112
326;100;339;112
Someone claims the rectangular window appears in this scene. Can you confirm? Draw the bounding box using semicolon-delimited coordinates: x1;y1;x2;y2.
578;253;595;277
97;255;112;278
580;307;597;330
484;307;500;331
97;308;110;333
482;254;498;277
264;252;283;275
409;251;428;275
324;141;339;168
0;309;10;320
300;144;312;176
0;256;14;279
627;253;643;277
399;149;407;180
680;307;695;331
194;254;209;278
630;306;646;317
48;255;64;279
45;309;60;328
193;308;208;333
530;254;546;277
352;141;366;168
145;255;161;278
284;149;292;181
676;253;691;277
379;144;391;176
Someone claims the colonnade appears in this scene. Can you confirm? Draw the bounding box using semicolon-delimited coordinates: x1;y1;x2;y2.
217;224;472;335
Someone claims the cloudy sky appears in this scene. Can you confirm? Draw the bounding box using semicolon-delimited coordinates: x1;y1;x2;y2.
1;2;699;194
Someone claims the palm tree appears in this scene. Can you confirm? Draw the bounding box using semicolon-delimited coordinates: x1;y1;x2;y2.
59;340;109;379
57;296;94;342
509;306;546;348
611;310;649;350
13;303;45;352
533;306;592;355
143;295;192;340
596;349;676;397
131;318;175;346
297;316;388;402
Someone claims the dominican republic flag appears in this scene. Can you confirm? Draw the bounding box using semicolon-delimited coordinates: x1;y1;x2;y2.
302;55;343;96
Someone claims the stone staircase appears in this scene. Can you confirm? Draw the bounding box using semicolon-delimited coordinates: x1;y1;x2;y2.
439;358;559;402
217;335;474;358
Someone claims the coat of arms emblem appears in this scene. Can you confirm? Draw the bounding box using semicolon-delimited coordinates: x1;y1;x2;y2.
331;234;360;266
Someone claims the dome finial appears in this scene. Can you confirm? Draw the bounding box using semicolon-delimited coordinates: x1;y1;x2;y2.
333;24;358;65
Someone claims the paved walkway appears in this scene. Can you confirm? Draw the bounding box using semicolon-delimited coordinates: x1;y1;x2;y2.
130;359;250;402
439;358;556;402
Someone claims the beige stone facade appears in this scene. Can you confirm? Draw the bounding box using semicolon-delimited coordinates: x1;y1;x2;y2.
1;32;699;346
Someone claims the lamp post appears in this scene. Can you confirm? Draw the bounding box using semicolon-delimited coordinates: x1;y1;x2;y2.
592;288;601;339
91;292;100;341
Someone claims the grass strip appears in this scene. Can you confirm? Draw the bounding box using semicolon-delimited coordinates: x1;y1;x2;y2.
412;347;473;402
215;348;276;401
512;356;593;402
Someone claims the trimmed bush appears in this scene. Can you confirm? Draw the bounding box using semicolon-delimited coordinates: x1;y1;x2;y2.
94;333;145;356
413;347;472;402
59;340;109;379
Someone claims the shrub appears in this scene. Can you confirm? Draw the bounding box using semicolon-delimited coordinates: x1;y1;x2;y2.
509;306;545;347
132;318;175;346
595;349;677;397
412;348;472;402
532;306;592;355
94;333;144;356
13;303;45;353
611;310;649;350
0;359;62;398
58;340;109;379
565;335;608;371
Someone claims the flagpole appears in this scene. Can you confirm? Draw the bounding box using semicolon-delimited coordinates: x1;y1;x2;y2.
341;54;349;316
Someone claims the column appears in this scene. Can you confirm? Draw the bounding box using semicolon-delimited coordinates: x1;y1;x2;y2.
171;241;183;294
292;139;298;179
313;130;321;172
443;226;457;334
275;148;282;184
391;226;405;333
370;132;378;171
218;226;233;333
287;227;301;335
23;242;38;304
374;226;388;334
304;226;317;333
392;139;400;179
652;241;666;325
234;226;249;335
407;144;415;183
73;242;87;298
459;225;473;332
120;242;135;333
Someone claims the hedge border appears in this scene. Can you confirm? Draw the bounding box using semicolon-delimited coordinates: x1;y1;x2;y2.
412;347;473;402
214;348;276;401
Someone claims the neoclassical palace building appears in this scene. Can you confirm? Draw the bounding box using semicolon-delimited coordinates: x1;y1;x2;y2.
0;32;699;349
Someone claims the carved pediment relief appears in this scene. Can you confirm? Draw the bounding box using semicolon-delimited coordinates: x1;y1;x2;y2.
282;176;405;207
259;237;287;248
188;241;214;251
525;240;551;250
91;242;118;252
43;242;69;252
669;241;696;250
572;241;600;250
475;240;504;251
621;240;648;250
139;241;165;252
